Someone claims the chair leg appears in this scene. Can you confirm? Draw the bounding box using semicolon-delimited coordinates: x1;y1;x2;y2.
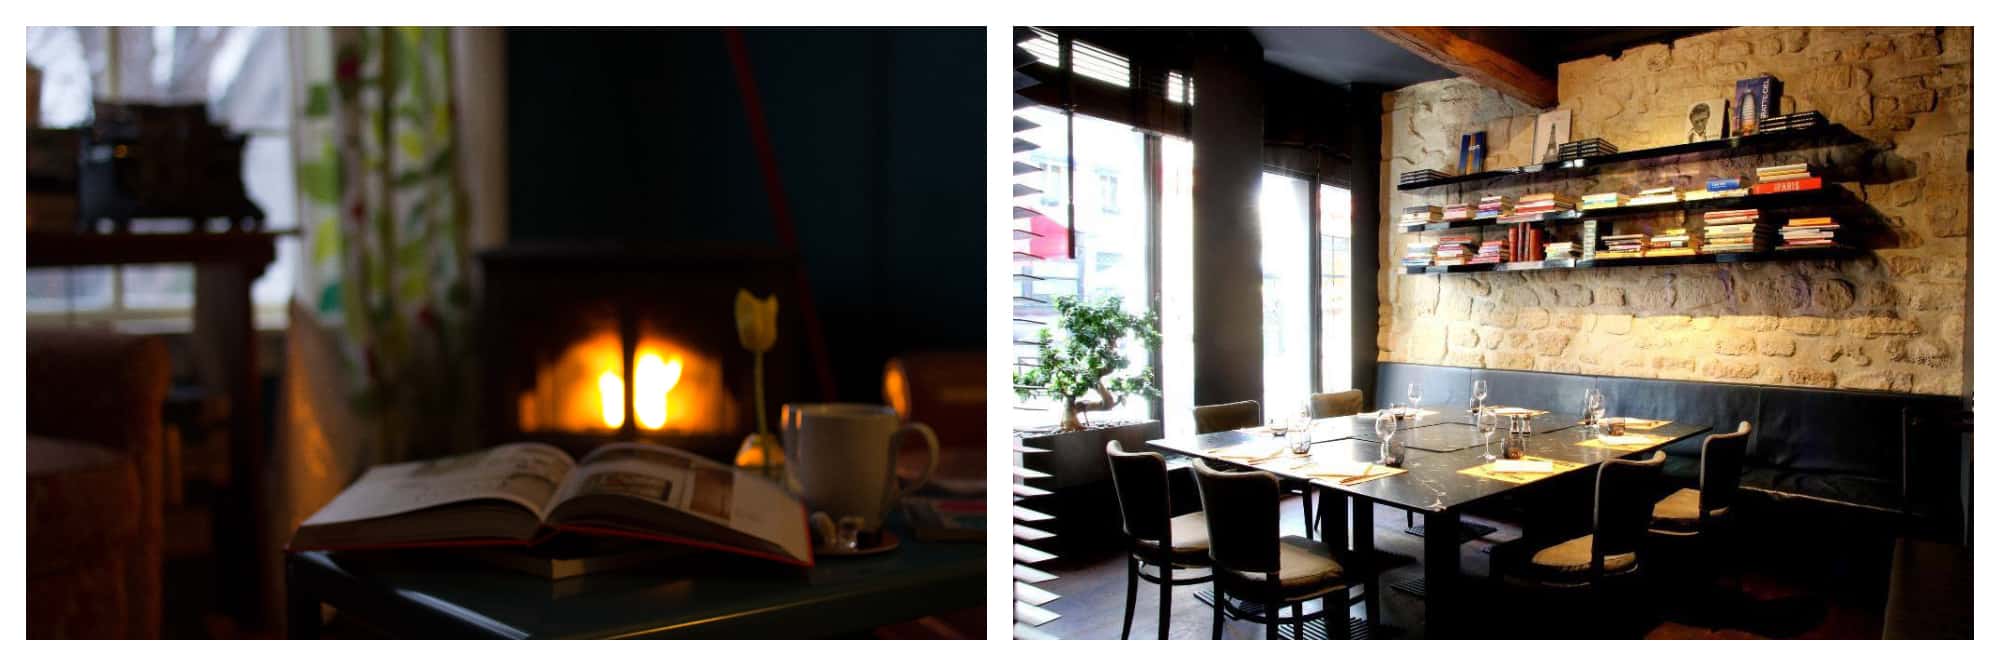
1264;604;1278;640
1158;565;1172;640
1327;592;1347;639
1292;601;1304;639
1211;586;1225;639
1301;491;1314;539
1406;510;1415;529
1121;557;1138;640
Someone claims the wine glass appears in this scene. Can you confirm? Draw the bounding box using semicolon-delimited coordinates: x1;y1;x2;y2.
1373;408;1398;465
1477;408;1500;462
1407;383;1425;417
1471;379;1489;412
1584;388;1606;428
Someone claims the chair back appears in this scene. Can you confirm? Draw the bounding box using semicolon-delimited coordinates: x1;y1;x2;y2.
1308;390;1366;419
1191;459;1281;576
1105;440;1171;543
1592;451;1665;570
1193;400;1261;435
1699;421;1752;518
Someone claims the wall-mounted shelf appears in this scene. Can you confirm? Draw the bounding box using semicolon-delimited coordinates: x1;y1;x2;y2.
1397;187;1844;235
1396;124;1860;192
1404;245;1860;275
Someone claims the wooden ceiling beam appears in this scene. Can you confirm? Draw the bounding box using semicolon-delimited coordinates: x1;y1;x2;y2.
1366;27;1557;108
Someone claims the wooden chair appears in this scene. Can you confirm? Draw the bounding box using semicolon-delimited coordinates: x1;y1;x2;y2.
1192;401;1320;539
1106;440;1214;639
1649;421;1751;620
1493;451;1665;634
1192;460;1360;639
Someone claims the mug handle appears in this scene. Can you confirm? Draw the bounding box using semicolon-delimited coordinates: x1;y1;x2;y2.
892;421;940;500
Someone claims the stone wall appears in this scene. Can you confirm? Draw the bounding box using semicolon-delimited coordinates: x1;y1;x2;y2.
1379;27;1970;396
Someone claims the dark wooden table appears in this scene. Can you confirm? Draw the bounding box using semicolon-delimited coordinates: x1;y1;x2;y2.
285;520;982;639
1149;410;1708;638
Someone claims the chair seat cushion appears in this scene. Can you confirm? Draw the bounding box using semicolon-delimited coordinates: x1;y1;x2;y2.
1135;511;1211;562
1651;487;1729;533
1527;535;1637;582
1273;535;1344;588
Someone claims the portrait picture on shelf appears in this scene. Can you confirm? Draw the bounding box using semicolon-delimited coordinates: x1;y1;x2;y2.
1530;109;1572;164
1685;98;1727;142
1734;74;1782;135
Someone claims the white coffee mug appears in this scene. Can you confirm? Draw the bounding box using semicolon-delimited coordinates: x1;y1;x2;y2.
781;403;939;532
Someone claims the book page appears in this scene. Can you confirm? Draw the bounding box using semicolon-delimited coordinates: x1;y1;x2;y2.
301;442;576;527
555;442;809;562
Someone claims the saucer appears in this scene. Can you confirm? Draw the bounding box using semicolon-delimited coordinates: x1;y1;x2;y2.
814;530;901;558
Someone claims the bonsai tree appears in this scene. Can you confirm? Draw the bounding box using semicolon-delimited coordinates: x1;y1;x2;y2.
1013;295;1162;432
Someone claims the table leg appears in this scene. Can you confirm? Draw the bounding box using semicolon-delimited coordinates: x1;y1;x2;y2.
1423;508;1462;638
1353;497;1378;632
195;262;265;623
1317;488;1347;552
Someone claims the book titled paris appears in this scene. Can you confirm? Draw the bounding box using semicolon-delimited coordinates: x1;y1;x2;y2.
1733;75;1782;135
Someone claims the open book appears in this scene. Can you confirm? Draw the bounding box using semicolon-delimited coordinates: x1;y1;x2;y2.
289;442;813;567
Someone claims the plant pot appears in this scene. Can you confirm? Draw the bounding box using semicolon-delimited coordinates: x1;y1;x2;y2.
1015;420;1164;556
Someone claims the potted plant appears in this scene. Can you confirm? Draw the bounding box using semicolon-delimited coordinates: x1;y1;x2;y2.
1012;295;1165;552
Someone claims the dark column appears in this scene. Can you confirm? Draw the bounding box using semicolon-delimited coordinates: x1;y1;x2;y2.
1190;31;1265;407
1346;84;1384;404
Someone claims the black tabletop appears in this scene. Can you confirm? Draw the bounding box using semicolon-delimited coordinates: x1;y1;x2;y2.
1149;419;1708;514
1309;409;1584;444
286;519;981;638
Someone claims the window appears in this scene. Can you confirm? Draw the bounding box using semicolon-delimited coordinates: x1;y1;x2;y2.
1159;135;1195;440
1320;185;1355;392
1259;172;1313;415
25;27;299;331
1012;106;1152;430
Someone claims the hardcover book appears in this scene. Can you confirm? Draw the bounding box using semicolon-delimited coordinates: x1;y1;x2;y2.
289;442;814;567
1734;75;1782;135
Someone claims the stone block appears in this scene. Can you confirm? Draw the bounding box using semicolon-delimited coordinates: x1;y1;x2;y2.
1714;335;1756;356
1784;367;1838;388
1703;359;1761;381
1758;334;1797;357
1517;307;1550;330
1598;313;1634;335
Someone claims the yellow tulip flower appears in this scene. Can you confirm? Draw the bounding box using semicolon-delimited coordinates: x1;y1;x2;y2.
734;290;779;352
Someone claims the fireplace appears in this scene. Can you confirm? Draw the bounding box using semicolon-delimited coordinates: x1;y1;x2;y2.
478;241;806;460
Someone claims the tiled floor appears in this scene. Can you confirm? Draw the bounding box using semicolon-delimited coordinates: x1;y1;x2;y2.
1032;496;1883;640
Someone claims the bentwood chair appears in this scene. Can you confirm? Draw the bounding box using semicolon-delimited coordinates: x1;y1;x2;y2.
1649;422;1751;619
1305;390;1368;534
1494;451;1665;634
1192;401;1320;539
1106;440;1214;639
1192;460;1360;640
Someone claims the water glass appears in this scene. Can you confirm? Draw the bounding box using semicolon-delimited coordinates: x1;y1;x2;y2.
1471;379;1489;411
1373;409;1398;464
1407;383;1425;415
1286;407;1313;456
1584;388;1606;427
1477;408;1500;462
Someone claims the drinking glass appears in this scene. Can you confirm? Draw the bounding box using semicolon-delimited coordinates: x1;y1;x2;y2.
1407;383;1425;416
1373;408;1398;464
1286;405;1313;456
1477;408;1500;462
1471;379;1489;411
1584;388;1606;428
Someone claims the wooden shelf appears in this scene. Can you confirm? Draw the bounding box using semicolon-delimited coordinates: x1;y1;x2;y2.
27;231;279;270
1396;124;1859;191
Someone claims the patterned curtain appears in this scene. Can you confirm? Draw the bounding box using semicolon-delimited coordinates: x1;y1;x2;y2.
291;27;473;463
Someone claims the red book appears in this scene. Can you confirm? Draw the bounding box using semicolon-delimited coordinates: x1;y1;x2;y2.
1751;177;1823;195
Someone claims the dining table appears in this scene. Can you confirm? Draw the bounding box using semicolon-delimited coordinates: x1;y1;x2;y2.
1147;407;1710;638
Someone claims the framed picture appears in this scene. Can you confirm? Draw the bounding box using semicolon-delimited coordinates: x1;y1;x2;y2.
1530;109;1571;164
1685;98;1727;142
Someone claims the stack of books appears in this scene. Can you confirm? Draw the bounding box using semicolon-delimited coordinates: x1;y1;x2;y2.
1629;186;1681;206
1701;209;1770;253
1597;233;1648;259
1646;229;1697;257
1778;217;1841;249
1580;191;1629;210
1474;195;1513;220
1402;242;1436;268
1442;203;1473;221
1543;240;1580;260
1471;237;1510;265
1399;204;1443;229
1558;138;1619;160
1400;169;1450;186
1753;163;1822;194
1755;110;1827;133
1432;235;1475;266
1501;192;1578;222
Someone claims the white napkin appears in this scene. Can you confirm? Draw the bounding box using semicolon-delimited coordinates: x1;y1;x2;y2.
1490;459;1555;474
1212;442;1285;461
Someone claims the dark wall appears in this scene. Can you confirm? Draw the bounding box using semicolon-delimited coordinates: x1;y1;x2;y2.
506;28;984;402
1189;31;1266;406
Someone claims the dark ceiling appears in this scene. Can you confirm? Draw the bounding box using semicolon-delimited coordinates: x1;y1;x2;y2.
1254;27;1723;89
